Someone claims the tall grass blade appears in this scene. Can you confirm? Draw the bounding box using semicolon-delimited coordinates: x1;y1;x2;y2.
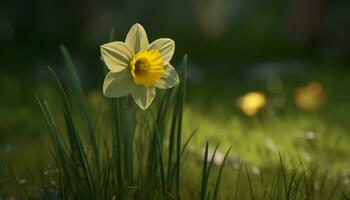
234;164;243;199
244;164;255;200
148;89;174;181
36;96;71;197
59;45;100;171
199;142;209;200
47;66;94;196
152;114;167;195
287;171;298;199
181;127;198;155
175;54;188;198
206;143;219;182
279;153;289;200
1;158;28;199
166;88;178;186
213;146;231;200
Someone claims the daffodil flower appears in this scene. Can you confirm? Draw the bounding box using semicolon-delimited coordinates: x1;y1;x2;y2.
101;23;180;110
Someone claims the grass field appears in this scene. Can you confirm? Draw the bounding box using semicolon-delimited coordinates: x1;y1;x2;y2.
1;59;350;198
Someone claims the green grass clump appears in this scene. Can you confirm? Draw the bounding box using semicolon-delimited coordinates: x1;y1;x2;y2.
0;43;231;199
1;34;350;199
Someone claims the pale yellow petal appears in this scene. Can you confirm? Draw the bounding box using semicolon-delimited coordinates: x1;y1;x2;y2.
147;38;175;63
131;86;156;110
155;64;179;89
125;23;149;53
101;42;133;72
103;70;136;97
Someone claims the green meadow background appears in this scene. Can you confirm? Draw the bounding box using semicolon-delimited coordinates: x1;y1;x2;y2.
1;0;350;198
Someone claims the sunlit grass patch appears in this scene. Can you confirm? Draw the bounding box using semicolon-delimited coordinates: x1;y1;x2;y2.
1;24;350;199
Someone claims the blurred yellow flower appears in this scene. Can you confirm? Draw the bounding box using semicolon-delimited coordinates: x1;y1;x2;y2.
101;23;180;110
238;92;266;116
294;81;325;111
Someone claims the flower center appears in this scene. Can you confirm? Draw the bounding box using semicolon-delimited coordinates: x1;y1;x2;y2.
130;50;164;86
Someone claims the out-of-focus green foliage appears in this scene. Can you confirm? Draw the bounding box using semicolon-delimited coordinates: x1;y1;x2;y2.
1;0;350;198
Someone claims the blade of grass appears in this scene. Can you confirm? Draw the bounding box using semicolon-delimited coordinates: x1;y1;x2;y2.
206;143;219;182
244;164;255;200
152;113;167;195
1;158;28;199
166;57;188;192
181;127;199;155
148;89;174;181
47;66;94;196
175;55;188;198
166;88;179;187
234;163;243;199
199;142;209;200
279;153;289;200
36;95;73;197
287;171;298;199
213;146;231;200
60;45;100;171
269;167;281;199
